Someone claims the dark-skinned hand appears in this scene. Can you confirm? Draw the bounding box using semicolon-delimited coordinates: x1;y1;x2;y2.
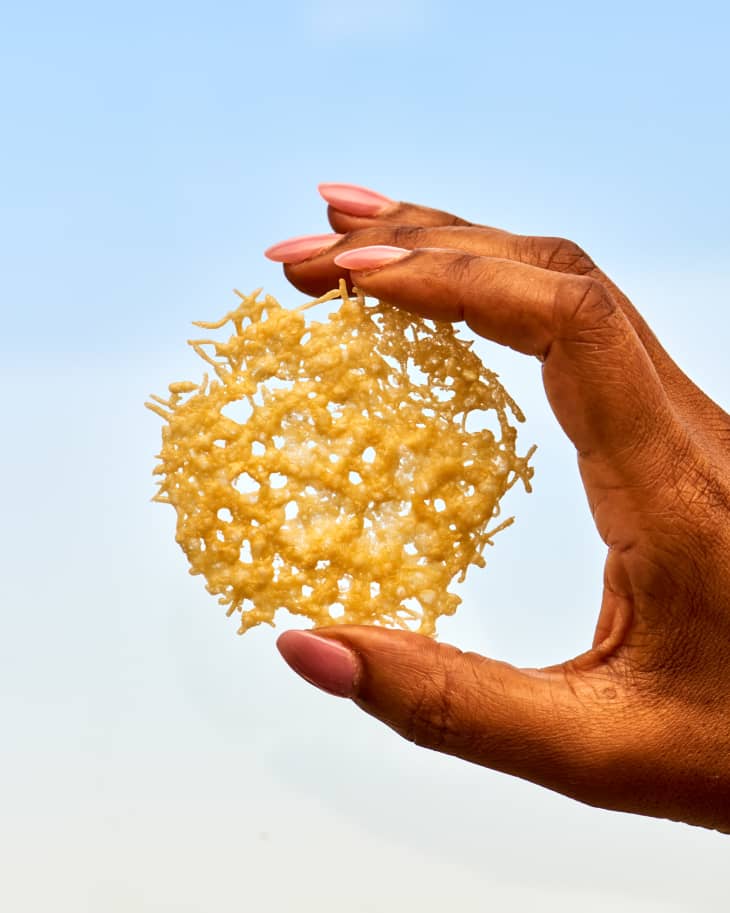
266;182;730;833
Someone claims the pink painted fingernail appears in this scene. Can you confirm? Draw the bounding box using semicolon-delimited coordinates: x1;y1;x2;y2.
334;245;410;270
318;182;394;217
265;233;343;264
277;631;360;698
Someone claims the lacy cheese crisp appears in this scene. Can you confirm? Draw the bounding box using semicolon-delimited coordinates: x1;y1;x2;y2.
147;282;534;636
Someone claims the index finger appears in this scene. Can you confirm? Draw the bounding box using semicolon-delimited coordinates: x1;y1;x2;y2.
332;244;688;552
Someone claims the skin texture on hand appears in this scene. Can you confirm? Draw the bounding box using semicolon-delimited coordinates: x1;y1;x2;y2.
269;184;730;833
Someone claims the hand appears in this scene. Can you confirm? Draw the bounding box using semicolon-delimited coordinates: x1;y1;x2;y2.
267;183;730;832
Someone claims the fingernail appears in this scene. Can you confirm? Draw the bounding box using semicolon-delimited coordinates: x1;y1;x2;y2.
277;630;360;698
265;233;343;264
334;245;410;270
318;182;394;217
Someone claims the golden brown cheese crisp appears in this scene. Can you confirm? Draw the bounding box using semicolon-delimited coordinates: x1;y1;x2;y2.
147;282;534;636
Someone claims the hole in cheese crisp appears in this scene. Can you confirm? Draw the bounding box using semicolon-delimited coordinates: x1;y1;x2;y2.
147;282;535;637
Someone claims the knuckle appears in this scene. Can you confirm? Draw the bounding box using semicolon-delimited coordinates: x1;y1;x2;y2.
673;448;730;513
389;225;428;248
557;276;618;336
419;206;470;228
536;236;596;275
666;451;730;563
401;653;465;751
345;224;428;250
399;650;513;760
445;212;471;227
344;226;387;247
445;252;477;286
404;684;451;750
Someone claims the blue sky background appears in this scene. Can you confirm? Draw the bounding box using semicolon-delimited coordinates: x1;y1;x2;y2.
1;2;729;910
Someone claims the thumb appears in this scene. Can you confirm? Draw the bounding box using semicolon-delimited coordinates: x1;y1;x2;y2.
277;627;608;798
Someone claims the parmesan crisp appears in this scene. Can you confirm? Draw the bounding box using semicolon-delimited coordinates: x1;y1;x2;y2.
147;282;534;636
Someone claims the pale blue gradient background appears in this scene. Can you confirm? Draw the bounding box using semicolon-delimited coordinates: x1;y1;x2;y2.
2;1;729;910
